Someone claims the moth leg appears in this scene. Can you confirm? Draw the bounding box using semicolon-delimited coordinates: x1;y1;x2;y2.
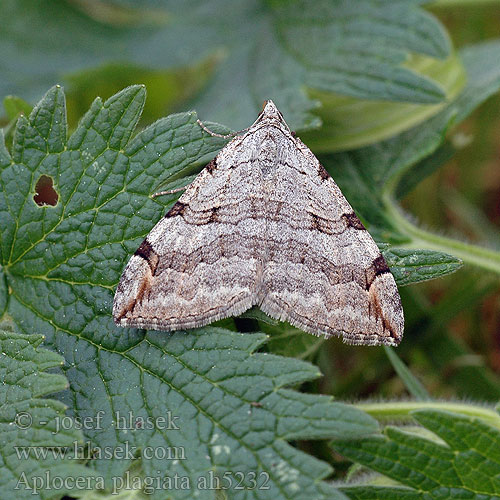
151;186;188;198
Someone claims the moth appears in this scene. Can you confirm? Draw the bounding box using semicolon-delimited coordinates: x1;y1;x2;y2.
113;101;404;345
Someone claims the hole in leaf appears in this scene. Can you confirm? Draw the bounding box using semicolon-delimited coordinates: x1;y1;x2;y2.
33;175;58;207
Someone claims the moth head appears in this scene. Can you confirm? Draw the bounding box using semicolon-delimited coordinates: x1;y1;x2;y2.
261;100;284;120
253;100;290;134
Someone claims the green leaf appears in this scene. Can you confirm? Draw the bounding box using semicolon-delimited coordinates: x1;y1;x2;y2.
2;96;33;150
0;330;95;500
334;409;500;498
261;322;325;360
3;95;33;120
382;248;463;286
238;307;280;326
0;0;452;130
0;86;379;498
303;51;465;152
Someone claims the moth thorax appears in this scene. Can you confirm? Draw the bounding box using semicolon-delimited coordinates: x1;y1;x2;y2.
258;137;279;175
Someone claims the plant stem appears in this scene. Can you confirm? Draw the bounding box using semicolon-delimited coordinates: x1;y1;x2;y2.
384;194;500;275
356;401;500;429
431;0;500;6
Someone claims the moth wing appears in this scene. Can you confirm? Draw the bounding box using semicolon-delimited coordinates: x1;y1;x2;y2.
113;156;262;330
259;138;404;346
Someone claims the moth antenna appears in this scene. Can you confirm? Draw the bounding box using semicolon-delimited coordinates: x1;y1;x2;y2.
196;119;249;139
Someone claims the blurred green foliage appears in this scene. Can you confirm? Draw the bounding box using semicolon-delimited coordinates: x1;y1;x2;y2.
1;1;500;498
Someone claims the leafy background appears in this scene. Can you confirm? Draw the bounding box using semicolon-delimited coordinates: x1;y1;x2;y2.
1;1;500;499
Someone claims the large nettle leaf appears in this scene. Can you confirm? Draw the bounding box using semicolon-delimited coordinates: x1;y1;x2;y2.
0;330;95;500
0;0;451;130
0;86;385;499
333;409;500;499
